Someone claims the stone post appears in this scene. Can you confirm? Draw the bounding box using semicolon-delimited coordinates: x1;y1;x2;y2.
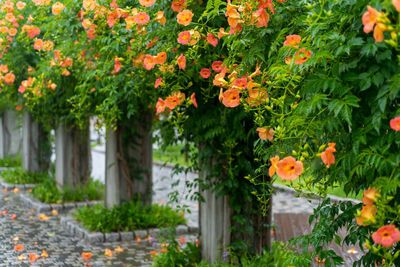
22;112;51;173
198;148;272;263
55;122;91;189
105;113;153;208
0;110;22;158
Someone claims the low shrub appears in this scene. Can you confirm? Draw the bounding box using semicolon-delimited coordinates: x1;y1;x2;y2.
152;241;311;267
0;155;21;168
31;178;103;204
1;167;48;184
73;200;186;233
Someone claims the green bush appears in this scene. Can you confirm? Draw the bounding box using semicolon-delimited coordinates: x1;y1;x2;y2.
73;200;186;233
0;155;21;168
152;241;311;267
31;178;103;204
1;167;48;184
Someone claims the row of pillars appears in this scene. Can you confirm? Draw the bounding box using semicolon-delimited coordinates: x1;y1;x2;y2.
1;110;268;263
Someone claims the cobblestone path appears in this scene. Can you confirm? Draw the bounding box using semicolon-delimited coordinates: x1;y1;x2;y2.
0;189;195;267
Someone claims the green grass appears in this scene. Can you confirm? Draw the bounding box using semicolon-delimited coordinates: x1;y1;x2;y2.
1;167;49;184
0;154;21;168
153;144;191;166
31;178;104;204
73;200;186;233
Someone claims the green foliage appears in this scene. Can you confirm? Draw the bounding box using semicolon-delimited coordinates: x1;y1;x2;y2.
152;238;201;267
1;167;48;184
73;200;186;233
31;178;103;204
0;155;22;168
152;241;311;267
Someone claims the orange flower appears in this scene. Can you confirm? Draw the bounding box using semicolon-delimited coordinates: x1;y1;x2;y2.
177;54;186;70
253;8;269;28
135;12;150;25
43;40;54;51
16;1;26;10
226;0;240;28
320;143;336;168
256;127;274;141
247;88;268;106
362;6;380;34
29;253;40;262
177;31;191;45
373;23;387;43
139;0;156;7
4;72;15;85
114;246;124;253
0;65;9;73
356;204;377;226
214;73;228;87
171;0;185;12
191;93;198;108
269;156;279;177
143;55;156;70
177;10;193;26
83;0;96;10
218;28;229;39
390;117;400;131
294;48;311;64
156;11;166;25
16;254;26;261
207;33;218;47
8;28;17;36
165;96;180;110
52;2;65;15
14;244;24;252
156;98;166;113
104;248;114;257
362;187;379;205
222;89;241;107
81;252;92;260
394;0;400;12
276;156;303;181
41;250;48;257
283;35;301;47
372;225;400;247
200;68;211;78
362;6;387;43
154;52;167;65
33;39;43;50
150;250;159;256
211;61;223;73
180;236;186;244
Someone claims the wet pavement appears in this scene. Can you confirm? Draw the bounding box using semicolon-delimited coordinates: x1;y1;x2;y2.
0;127;339;266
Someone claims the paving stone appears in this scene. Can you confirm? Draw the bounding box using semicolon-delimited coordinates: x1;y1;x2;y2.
120;231;133;241
134;230;148;238
105;232;120;242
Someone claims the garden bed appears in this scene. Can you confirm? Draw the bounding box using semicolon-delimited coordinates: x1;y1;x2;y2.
61;215;197;244
19;193;102;213
62;201;197;244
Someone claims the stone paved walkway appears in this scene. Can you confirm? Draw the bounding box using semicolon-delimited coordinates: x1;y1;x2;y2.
0;189;197;266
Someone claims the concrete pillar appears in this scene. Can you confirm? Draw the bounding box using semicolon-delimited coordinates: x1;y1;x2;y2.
105;113;153;208
0;110;22;158
198;154;231;263
22;112;51;173
198;147;272;263
55;122;91;189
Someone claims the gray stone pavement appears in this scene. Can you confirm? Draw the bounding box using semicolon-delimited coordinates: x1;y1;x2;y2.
0;190;196;266
0;126;329;266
